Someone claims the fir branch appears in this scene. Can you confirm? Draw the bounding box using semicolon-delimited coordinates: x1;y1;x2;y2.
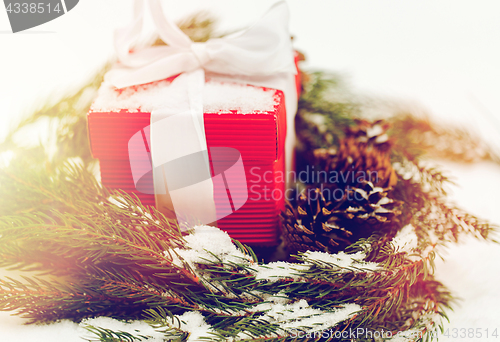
392;157;497;246
84;325;152;342
296;71;500;165
0;63;110;169
389;112;500;164
0;158;108;216
295;72;359;171
0;219;450;337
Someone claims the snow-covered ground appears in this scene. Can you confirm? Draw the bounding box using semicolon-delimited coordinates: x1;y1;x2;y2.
432;161;500;340
1;0;500;340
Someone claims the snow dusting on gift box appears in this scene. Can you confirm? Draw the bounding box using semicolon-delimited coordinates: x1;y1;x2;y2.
88;76;287;246
91;77;279;114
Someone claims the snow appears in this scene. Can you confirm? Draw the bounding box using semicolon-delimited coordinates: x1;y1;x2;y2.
0;316;166;342
203;81;277;114
251;299;360;333
0;150;15;168
167;225;253;270
0;314;208;342
80;317;166;341
303;113;327;132
391;224;419;255
90;77;277;114
174;311;215;342
430;162;500;341
366;124;383;138
302;250;380;272
107;195;128;208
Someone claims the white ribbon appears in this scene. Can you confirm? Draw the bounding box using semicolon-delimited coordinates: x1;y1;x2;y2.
106;0;297;225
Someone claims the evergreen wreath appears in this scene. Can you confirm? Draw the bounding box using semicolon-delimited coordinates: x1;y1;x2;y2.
0;15;497;342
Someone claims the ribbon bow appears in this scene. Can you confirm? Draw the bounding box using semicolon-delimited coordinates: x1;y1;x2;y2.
106;0;297;226
108;0;297;88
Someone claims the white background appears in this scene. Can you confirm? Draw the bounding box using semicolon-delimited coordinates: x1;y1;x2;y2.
1;0;500;340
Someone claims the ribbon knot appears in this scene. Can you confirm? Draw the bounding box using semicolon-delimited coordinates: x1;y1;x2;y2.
190;42;212;69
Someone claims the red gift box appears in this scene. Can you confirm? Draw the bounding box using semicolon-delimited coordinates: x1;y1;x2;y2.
90;83;290;246
88;54;301;246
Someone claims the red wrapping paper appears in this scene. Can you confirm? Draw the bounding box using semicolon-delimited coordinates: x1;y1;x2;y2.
87;55;301;246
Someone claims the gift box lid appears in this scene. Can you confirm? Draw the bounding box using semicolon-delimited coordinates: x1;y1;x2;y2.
88;76;286;163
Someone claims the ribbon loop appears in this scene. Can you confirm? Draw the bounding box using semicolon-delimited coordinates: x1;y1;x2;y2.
148;0;192;48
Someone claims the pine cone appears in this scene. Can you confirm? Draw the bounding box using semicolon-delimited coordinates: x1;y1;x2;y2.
329;181;401;237
281;181;401;257
281;189;352;255
314;119;397;189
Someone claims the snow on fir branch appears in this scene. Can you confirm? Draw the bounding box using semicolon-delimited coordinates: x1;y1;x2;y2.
0;168;454;339
74;219;446;341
